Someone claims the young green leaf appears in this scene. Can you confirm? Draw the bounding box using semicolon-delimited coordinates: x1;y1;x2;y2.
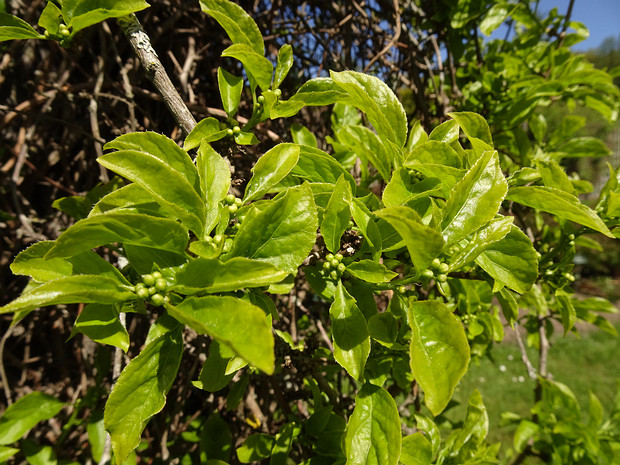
105;327;183;463
166;296;274;374
288;77;349;107
291;145;356;189
0;13;44;41
0;392;65;445
290;123;318;147
400;433;432;465
98;151;205;234
447;111;493;146
62;0;150;34
184;117;229;150
428;119;459;143
173;257;288;294
0;275;134;315
382;169;442;207
222;44;272;91
38;2;62;36
274;44;293;89
218;67;244;117
346;260;398;283
237;434;276;463
11;241;128;283
329;282;370;381
270;423;296;465
507;186;614;237
89;183;169;218
408;299;470;415
244;144;300;202
405;140;463;169
336;125;394;181
196;143;231;234
441;150;507;245
321;174;352;253
226;183;318;274
375;206;444;276
199;0;264;55
331;71;407;148
344;383;401;465
475;226;539;294
69;303;130;352
44;212;189;259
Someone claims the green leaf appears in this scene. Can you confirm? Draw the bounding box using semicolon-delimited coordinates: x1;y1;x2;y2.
479;3;517;36
196;143;231;235
428;119;459;143
449;216;514;270
375;206;444;276
441;150;507;245
553;137;611;159
0;446;19;462
496;288;519;327
0;12;44;41
173;257;287;294
105;327;183;463
405;119;428;152
288;77;349;107
184;117;228;150
400;433;432;465
344;383;401;465
408;299;470;415
87;412;106;463
20;439;57;465
382;168;442;208
165;296;274;374
507;186;614;237
0;275;134;315
346;260;398;283
222;44;272;91
290;123;317;147
0;392;65;445
89;183;169;218
475;226;539;293
447;112;493;146
329;282;370;381
408;163;465;197
98;151;204;234
62;0;150;33
201;413;232;462
234;130;260;145
38;2;62;35
270;423;296;465
199;0;264;55
535;159;575;194
45;212;189;258
337;125;394;181
440;389;489;458
513;420;539;453
556;291;576;335
11;241;128;283
237;434;275;463
274;44;293;89
244;144;300;202
226;184;318;275
218;68;243;117
291;145;356;189
331;71;407;148
321;175;352;253
192;340;238;392
70;303;130;352
405;141;462;169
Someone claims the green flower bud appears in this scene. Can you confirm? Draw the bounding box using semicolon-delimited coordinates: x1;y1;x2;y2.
330;259;339;268
326;253;334;261
142;274;155;286
225;194;235;204
151;271;162;280
323;261;331;270
438;263;450;274
334;253;343;261
136;288;150;300
151;293;165;306
226;128;234;136
257;95;265;103
421;269;434;279
155;278;167;292
337;263;346;273
233;126;241;135
213;234;223;244
148;286;157;295
431;258;441;270
329;270;339;280
228;204;238;214
436;273;448;283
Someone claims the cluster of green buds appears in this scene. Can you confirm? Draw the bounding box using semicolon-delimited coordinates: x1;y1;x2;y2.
204;233;231;253
224;194;243;214
407;169;425;183
134;271;169;307
421;258;449;283
323;252;346;280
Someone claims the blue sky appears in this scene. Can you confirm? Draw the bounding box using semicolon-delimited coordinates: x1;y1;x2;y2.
537;0;620;50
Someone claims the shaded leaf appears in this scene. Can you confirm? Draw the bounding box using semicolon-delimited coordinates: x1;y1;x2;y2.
166;296;274;374
408;299;470;415
70;303;130;352
0;392;65;445
222;44;272;91
330;282;370;381
105;327;183;463
344;383;401;465
321;175;352;253
0;12;44;41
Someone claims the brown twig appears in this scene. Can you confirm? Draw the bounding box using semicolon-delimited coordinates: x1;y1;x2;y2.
117;14;196;135
364;0;402;73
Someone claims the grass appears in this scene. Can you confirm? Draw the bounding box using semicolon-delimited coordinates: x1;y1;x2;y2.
444;321;620;461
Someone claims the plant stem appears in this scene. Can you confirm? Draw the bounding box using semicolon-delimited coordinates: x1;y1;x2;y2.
117;14;196;135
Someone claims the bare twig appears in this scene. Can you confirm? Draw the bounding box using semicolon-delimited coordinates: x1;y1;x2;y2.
0;324;15;405
364;0;402;73
514;322;537;380
117;14;196;135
